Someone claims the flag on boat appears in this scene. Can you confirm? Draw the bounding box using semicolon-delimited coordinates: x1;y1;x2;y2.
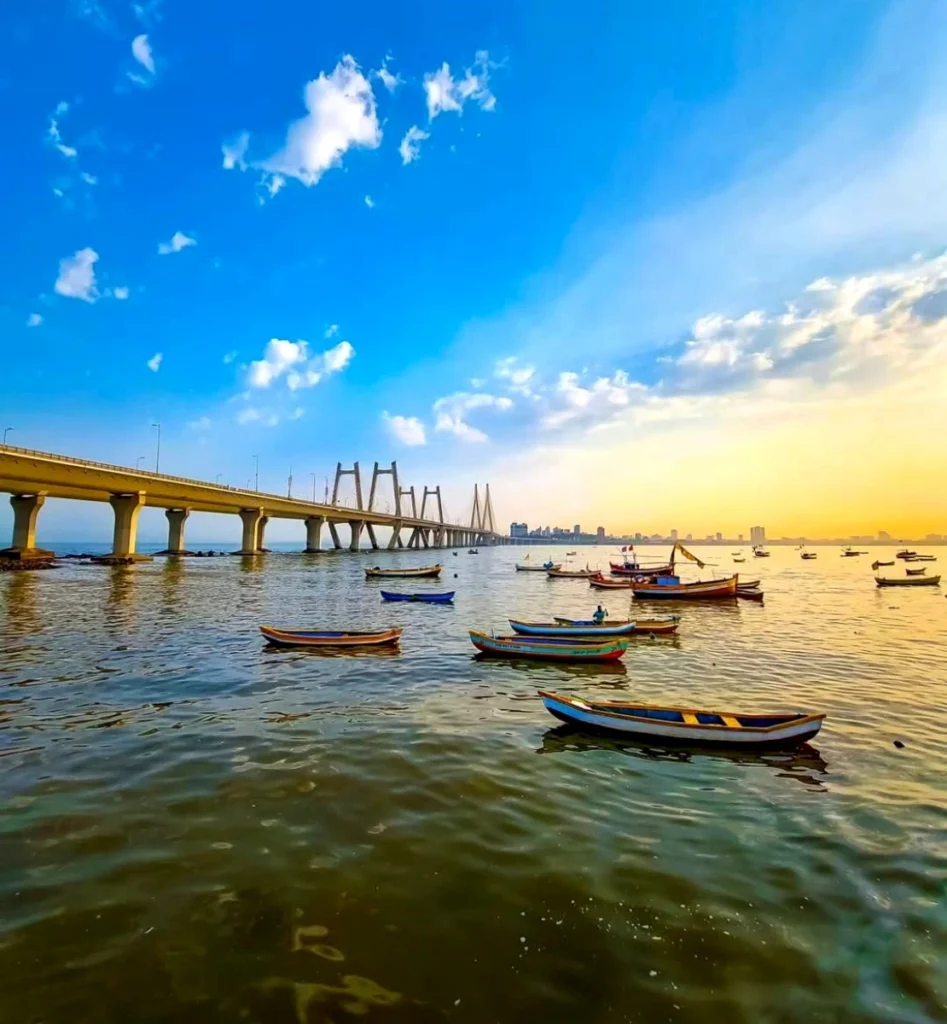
673;542;705;568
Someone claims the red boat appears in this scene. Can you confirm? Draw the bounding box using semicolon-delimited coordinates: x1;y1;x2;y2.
632;575;739;600
610;561;674;576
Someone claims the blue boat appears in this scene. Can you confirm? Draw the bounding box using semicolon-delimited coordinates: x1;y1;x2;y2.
380;591;455;604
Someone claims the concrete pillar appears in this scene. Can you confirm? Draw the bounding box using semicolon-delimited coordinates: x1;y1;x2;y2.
1;493;54;561
349;520;363;552
420;529;430;549
109;492;146;557
328;522;342;549
164;508;190;554
305;516;324;553
365;523;379;550
258;515;270;551
238;507;264;554
388;522;402;550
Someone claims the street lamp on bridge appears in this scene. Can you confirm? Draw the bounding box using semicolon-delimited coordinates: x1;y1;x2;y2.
2;427;12;444
151;423;161;473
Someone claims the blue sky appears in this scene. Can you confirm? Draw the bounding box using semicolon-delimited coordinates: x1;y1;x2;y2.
3;0;947;539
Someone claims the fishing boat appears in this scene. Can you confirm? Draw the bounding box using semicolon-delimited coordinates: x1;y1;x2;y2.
915;555;937;562
547;566;597;579
801;552;818;560
738;579;761;589
871;560;894;569
896;550;917;559
874;575;941;587
365;564;442;579
260;625;403;648
733;557;746;563
905;567;927;576
509;619;639;638
752;546;771;558
467;549;479;554
632;575;739;599
842;547;868;557
469;632;628;662
380;591;455;604
538;692;825;747
552;615;680;635
516;556;560;572
590;574;634;590
566;550;577;556
736;587;765;602
610;560;674;576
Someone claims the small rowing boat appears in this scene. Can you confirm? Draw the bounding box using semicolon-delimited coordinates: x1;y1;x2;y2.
547;567;597;579
733;557;746;563
752;547;771;558
896;550;917;559
915;555;937;562
632;575;739;599
801;552;818;560
516;562;560;572
538;691;825;747
871;560;894;569
380;591;455;603
875;575;941;587
469;632;628;661
905;567;927;576
260;625;403;648
365;564;442;579
589;574;634;590
510;619;639;638
610;561;674;576
552;615;680;635
467;549;479;554
737;587;765;602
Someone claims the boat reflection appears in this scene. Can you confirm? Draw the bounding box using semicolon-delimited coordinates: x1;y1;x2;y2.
472;652;627;679
536;724;829;787
261;644;402;659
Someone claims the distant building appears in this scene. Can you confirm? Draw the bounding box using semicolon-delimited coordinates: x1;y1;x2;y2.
685;533;693;542
596;526;606;542
634;532;642;542
878;530;892;542
750;525;766;546
510;522;528;538
573;524;581;537
738;533;744;542
670;528;678;542
715;532;723;543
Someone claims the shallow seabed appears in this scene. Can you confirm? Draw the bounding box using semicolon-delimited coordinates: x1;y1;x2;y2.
1;544;945;1022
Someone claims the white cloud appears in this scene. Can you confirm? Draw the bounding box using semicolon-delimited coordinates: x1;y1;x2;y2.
248;337;354;390
424;51;495;120
324;323;339;338
222;132;249;171
147;352;162;372
227;56;381;194
223;350;237;364
290;407;305;420
188;416;211;431
382;412;427;446
432;390;512;442
54;247;99;302
237;408;261;425
158;230;197;255
399;125;429;165
80;172;97;185
494;356;536;394
47;104;77;159
375;61;402;93
26;313;43;327
112;285;129;300
131;34;155;74
364;194;374;208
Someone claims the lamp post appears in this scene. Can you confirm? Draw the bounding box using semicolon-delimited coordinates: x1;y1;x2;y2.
136;456;145;470
2;427;12;444
310;472;316;503
215;473;222;485
287;466;293;498
151;422;161;473
253;454;259;492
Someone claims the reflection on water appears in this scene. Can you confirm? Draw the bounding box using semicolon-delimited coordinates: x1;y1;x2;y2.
0;544;946;1022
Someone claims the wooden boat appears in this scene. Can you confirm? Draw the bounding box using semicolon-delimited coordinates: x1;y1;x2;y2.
733;557;746;563
380;591;455;603
516;562;560;572
736;587;765;602
510;619;639;638
801;552;818;560
365;564;442;579
871;560;894;569
905;567;927;576
632;575;739;599
874;575;941;587
538;691;825;747
841;547;867;557
547;566;597;579
915;555;937;561
590;575;634;590
753;548;771;558
566;550;577;556
552;615;680;636
260;625;403;648
738;579;761;589
469;632;628;662
467;549;479;554
610;561;674;576
896;550;917;559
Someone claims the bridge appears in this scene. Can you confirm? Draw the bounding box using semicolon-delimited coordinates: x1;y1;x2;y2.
0;444;506;563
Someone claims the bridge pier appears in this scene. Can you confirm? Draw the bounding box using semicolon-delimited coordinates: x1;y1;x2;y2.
0;492;54;562
162;508;190;555
106;491;150;561
365;523;379;550
328;522;342;550
388;521;403;549
258;515;270;552
237;507;265;555
348;520;363;552
304;515;324;553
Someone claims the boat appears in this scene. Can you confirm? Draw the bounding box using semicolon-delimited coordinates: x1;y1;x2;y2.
896;550;917;560
365;564;442;579
589;574;634;590
380;591;455;604
469;632;628;662
736;587;765;602
738;579;761;589
552;615;680;636
260;625;403;648
801;552;818;560
870;560;893;569
467;549;479;554
566;550;577;556
610;561;674;576
752;546;771;558
547;566;597;579
905;567;927;576
874;575;941;587
509;619;639;638
516;558;560;572
733;557;746;563
631;575;739;599
538;691;825;747
915;555;937;562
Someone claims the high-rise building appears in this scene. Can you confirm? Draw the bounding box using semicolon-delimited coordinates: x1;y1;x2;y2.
596;526;606;542
573;524;581;537
738;533;744;542
878;530;892;542
670;528;678;541
750;525;766;546
510;522;528;538
715;532;723;543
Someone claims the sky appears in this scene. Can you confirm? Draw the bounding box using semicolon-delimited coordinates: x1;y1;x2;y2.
2;0;947;543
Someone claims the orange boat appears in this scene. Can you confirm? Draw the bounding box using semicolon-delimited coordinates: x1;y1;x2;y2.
631;575;739;600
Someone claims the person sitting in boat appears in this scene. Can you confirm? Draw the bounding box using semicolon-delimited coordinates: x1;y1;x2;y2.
592;605;607;624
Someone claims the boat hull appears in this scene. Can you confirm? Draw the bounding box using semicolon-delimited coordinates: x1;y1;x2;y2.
875;575;941;587
516;564;560;572
470;632;627;661
610;562;674;576
260;625;403;647
380;591;454;603
551;616;680;635
365;565;442;579
539;692;824;747
509;619;638;638
632;575;739;599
